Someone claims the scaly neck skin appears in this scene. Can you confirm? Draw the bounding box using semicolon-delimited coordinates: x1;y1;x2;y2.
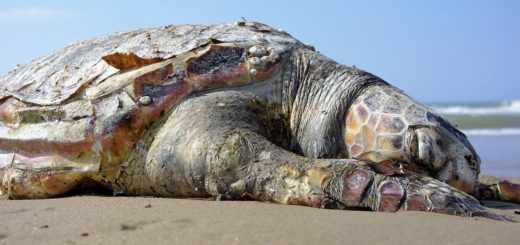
283;49;387;159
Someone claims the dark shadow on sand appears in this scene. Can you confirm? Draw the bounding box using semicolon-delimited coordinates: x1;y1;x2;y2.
482;200;520;210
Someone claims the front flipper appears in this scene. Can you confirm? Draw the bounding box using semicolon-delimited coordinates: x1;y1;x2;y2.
127;90;513;221
248;158;513;221
323;162;514;221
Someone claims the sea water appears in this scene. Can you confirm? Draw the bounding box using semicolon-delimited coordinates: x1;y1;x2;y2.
428;100;520;178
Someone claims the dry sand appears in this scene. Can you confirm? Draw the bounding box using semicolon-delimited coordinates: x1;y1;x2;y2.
1;194;519;245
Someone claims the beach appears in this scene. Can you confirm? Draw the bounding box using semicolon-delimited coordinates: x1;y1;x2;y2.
1;194;519;245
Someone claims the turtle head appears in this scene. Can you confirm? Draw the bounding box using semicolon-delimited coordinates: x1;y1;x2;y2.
344;85;480;194
407;117;481;194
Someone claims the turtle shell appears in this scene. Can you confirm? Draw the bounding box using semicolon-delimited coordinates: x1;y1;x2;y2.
0;22;306;179
0;22;302;105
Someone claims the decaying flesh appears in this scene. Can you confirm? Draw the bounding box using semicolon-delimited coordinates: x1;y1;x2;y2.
0;22;518;221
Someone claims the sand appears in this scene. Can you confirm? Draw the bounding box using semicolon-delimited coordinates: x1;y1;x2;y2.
0;195;519;245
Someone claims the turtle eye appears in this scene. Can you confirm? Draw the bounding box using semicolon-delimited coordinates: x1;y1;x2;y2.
464;154;474;165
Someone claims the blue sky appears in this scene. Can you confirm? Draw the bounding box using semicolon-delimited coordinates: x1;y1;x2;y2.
0;0;518;102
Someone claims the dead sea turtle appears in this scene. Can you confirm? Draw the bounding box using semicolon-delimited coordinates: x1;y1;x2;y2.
0;22;518;220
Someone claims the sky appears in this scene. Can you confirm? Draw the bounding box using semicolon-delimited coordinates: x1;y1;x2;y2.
0;0;518;103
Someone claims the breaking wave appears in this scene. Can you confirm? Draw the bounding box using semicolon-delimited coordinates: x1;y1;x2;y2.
462;128;520;136
426;100;520;136
430;100;520;115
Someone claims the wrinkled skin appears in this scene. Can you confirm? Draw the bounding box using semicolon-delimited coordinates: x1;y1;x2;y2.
0;22;518;221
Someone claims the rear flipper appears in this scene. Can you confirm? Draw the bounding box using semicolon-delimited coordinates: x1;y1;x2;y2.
0;168;86;199
476;175;520;204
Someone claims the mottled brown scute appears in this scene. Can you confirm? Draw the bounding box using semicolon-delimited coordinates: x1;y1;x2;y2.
342;169;373;207
406;194;429;211
377;181;405;212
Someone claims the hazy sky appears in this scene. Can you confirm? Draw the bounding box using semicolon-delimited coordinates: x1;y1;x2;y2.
0;0;518;102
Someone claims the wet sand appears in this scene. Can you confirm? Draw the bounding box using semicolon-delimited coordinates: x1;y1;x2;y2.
1;195;519;245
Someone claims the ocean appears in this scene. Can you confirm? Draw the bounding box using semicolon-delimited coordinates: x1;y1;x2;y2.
428;100;520;178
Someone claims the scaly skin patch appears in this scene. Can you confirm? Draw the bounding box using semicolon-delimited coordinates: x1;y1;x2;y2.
342;169;373;207
405;194;429;211
377;181;405;212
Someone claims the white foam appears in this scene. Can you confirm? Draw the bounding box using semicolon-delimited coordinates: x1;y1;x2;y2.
462;128;520;136
432;100;520;115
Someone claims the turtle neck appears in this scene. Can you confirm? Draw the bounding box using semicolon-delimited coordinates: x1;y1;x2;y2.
285;49;387;158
